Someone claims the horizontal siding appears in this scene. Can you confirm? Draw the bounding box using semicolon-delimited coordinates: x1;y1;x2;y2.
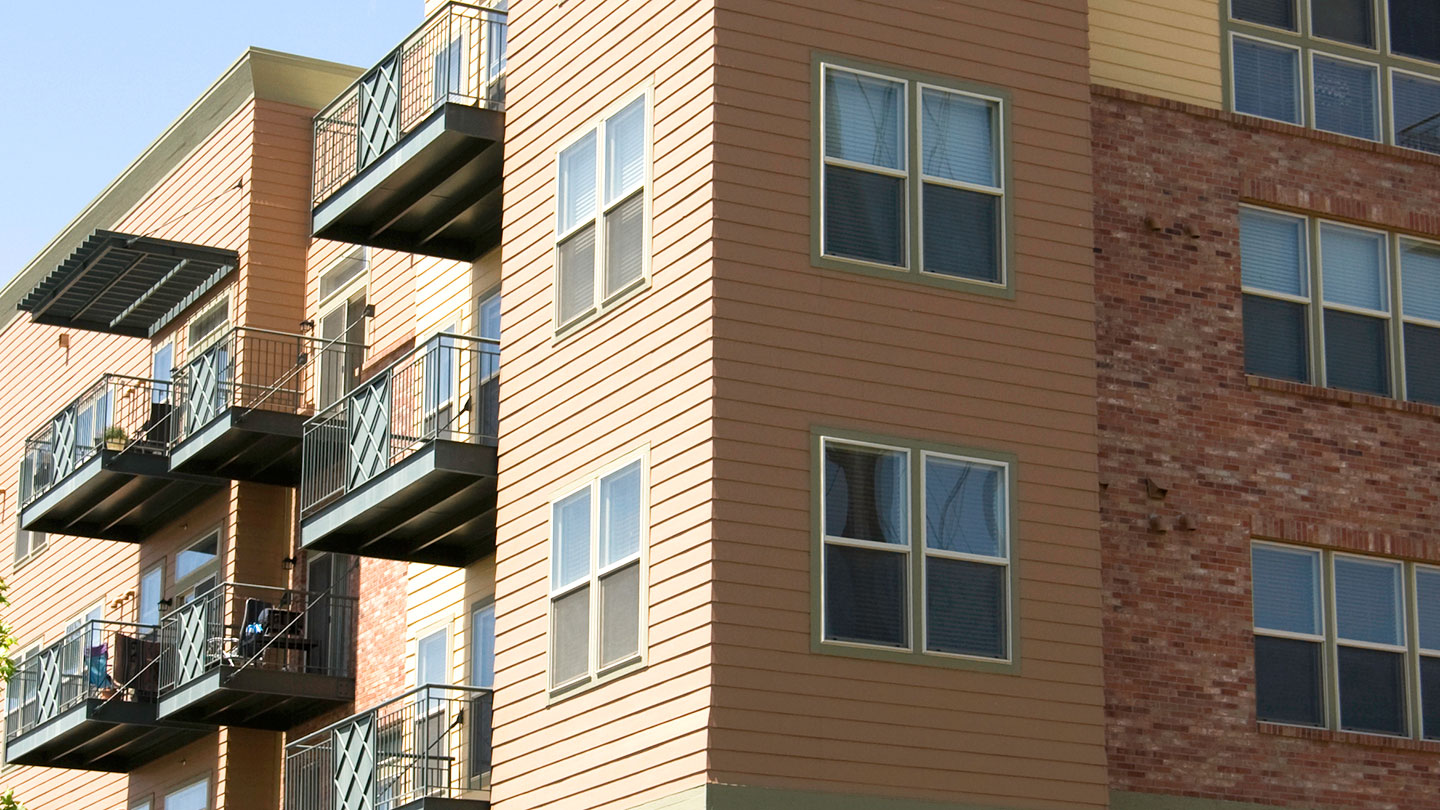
1090;0;1223;107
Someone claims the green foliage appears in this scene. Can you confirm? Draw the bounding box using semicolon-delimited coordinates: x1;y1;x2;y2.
0;578;14;684
0;789;23;810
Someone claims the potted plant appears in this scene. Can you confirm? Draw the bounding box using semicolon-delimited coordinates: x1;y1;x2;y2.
101;426;127;451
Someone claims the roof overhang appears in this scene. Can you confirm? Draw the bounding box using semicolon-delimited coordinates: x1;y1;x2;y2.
17;231;237;337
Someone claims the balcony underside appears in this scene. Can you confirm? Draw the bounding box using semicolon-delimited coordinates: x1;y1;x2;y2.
5;700;213;772
20;452;225;542
302;441;497;567
313;103;503;261
158;667;353;731
395;799;491;810
170;409;304;486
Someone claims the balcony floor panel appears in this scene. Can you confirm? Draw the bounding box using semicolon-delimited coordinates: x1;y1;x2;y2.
20;451;226;542
170;409;304;485
396;799;491;810
5;699;213;772
158;667;353;731
302;441;497;567
313;103;503;261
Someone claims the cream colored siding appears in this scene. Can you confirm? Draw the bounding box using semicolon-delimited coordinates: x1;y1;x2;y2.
1090;0;1224;107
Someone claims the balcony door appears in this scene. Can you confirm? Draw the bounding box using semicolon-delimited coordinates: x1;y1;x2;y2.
318;249;368;410
475;290;500;439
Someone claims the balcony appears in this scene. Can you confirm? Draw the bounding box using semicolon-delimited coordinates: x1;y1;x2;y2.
300;334;498;567
169;327;362;485
285;684;492;810
312;2;507;261
4;620;213;771
156;582;356;729
19;375;225;542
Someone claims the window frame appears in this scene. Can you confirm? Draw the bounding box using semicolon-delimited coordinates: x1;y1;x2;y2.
183;291;231;360
414;624;451;688
811;427;1020;674
12;470;46;570
1222;0;1440;153
162;775;211;810
551;87;654;339
546;449;649;698
173;528;222;604
470;598;496;689
811;53;1016;299
1251;540;1440;741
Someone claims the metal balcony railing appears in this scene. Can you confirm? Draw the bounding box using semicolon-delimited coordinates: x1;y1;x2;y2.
157;582;357;693
1399;109;1440;155
171;326;364;443
21;374;174;507
312;1;508;207
285;684;493;810
300;333;499;516
4;620;162;742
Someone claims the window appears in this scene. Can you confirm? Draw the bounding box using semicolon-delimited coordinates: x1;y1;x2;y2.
1252;541;1440;739
138;565;164;627
152;342;174;405
1239;206;1440;402
1224;0;1440;152
164;777;210;810
174;531;220;604
422;324;459;438
554;92;649;332
475;290;501;439
317;247;368;408
817;434;1015;666
417;628;448;686
816;59;1010;291
185;297;229;357
13;462;46;566
471;600;496;688
6;645;39;731
549;455;645;691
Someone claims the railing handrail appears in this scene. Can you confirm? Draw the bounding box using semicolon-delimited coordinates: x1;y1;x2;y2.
23;372;169;447
12;619;159;669
159;580;356;623
304;332;499;428
179;324;369;354
286;683;492;751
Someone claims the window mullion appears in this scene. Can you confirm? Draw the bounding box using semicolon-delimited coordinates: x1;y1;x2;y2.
593;121;606;314
1407;561;1423;739
908;80;921;275
1390;234;1408;400
588;478;601;681
910;447;924;653
1310;220;1327;387
1323;550;1340;729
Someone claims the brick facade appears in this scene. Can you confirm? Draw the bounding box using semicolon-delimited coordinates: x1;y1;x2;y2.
1094;86;1440;809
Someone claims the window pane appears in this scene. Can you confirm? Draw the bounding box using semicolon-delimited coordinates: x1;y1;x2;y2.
551;586;590;685
1416;567;1440;651
139;567;162;627
1402;240;1440;321
1324;309;1389;396
164;780;209;810
552;488;591;587
605;97;646;203
921;88;997;187
925;456;1004;557
1338;646;1407;735
471;603;496;688
557;224;596;325
922;184;1000;283
926;557;1006;658
558;131;597;234
1404;323;1440;405
824;165;905;266
1310;0;1374;46
1311;55;1378;140
1241;208;1307;296
599;461;642;566
1232;0;1297;29
176;534;218;582
1252;544;1322;635
824;68;904;170
1321;224;1387;311
603;192;645;298
417;630;446;686
1393;72;1440;154
1423;656;1440;739
1334;556;1403;645
823;442;908;545
1254;635;1324;726
599;562;640;667
1233;38;1302;124
1389;0;1440;63
1242;295;1310;382
824;543;907;647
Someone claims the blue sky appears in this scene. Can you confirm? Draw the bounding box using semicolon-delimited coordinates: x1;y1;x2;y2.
0;0;424;284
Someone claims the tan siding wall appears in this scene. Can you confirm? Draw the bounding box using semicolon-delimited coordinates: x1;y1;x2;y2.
705;0;1106;807
1089;0;1223;107
491;0;718;807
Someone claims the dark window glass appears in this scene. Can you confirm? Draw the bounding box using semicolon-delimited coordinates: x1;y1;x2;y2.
1255;635;1325;726
1311;0;1374;46
823;444;907;545
1405;323;1440;404
926;558;1005;658
922;185;1000;283
1233;0;1298;29
1312;56;1379;140
825;544;907;647
824;165;905;266
1243;295;1310;381
1338;646;1407;735
1390;0;1440;63
1423;656;1440;740
1394;73;1440;155
1324;310;1390;395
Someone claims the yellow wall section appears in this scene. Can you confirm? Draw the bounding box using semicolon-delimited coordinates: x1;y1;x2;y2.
1090;0;1224;107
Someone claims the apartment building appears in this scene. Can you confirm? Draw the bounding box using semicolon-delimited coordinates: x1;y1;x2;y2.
1091;1;1440;809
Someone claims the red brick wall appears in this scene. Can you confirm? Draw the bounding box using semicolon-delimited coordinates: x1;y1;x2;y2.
1094;86;1440;809
354;557;408;708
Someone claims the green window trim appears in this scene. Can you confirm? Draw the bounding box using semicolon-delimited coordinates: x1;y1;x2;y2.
809;426;1021;675
1220;0;1440;154
809;52;1017;299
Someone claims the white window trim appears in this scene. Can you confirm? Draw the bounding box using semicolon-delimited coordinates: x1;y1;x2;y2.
183;290;232;360
414;623;452;688
138;563;165;627
551;86;654;338
1229;32;1307;127
173;527;223;600
546;448;649;696
470;598;496;689
162;775;212;810
1308;49;1382;141
318;246;370;312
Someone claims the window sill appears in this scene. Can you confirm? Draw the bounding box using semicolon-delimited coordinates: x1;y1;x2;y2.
811;637;1020;675
811;254;1016;300
550;280;650;348
1258;721;1440;753
11;549;44;574
545;658;645;707
1245;375;1440;418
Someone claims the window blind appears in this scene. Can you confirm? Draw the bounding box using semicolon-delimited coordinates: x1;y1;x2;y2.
825;70;904;169
1321;224;1387;311
825;543;907;647
599;461;642;566
824;444;908;545
924;456;1003;557
1234;38;1302;124
1389;0;1440;63
1393;72;1440;153
1241;208;1307;295
1311;0;1374;47
926;557;1005;658
1252;544;1321;634
1312;55;1378;140
921;89;996;187
1232;0;1297;29
1334;556;1403;645
922;185;999;282
1416;568;1440;651
1242;295;1309;381
1402;240;1440;321
552;489;591;587
1324;309;1389;395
